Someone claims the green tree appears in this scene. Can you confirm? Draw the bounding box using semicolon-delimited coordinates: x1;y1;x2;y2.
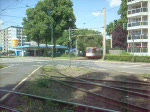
56;30;69;46
106;0;128;35
57;29;103;55
106;22;115;36
106;0;128;50
74;29;103;54
23;8;43;56
118;0;128;24
23;0;76;57
106;39;111;53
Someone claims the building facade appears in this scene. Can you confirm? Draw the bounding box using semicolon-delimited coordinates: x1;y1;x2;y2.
127;0;150;56
0;26;27;52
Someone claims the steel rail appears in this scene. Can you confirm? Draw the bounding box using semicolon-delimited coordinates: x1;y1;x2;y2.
0;89;119;112
126;78;150;83
111;86;150;93
50;75;150;98
0;105;21;112
47;76;150;93
80;78;149;85
50;76;149;85
52;70;150;112
49;77;149;112
57;80;150;98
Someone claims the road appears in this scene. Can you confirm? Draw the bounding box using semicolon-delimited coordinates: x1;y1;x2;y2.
0;57;150;74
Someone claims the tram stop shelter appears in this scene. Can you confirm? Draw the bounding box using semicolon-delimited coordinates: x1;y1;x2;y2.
13;44;68;57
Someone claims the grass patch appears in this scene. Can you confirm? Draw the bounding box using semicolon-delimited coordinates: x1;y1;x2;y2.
18;96;76;112
0;56;15;58
42;66;55;72
0;64;4;69
18;66;78;112
141;74;150;78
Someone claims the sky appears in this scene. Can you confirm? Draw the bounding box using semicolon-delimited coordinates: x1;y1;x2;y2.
0;0;122;32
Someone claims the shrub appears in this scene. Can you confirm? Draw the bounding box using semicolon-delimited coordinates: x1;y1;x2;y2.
106;55;150;63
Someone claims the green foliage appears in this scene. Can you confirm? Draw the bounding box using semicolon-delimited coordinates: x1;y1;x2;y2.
118;0;128;24
106;22;115;36
0;65;4;69
56;30;69;46
106;39;111;53
141;74;150;78
57;29;103;52
37;78;50;88
106;0;128;36
61;53;76;57
106;55;150;62
75;29;103;52
23;0;76;56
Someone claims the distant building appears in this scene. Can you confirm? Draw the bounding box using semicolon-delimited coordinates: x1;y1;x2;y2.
127;0;150;56
0;26;27;52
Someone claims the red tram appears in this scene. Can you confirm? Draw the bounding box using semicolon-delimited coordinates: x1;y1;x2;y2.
86;47;102;59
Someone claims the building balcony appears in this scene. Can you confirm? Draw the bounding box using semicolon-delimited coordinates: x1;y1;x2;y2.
127;34;148;42
127;21;148;30
128;0;148;5
127;47;148;53
128;7;148;17
128;34;148;39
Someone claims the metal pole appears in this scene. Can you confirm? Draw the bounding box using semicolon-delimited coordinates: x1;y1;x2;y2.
51;23;54;58
103;8;106;60
133;36;134;62
69;27;71;67
110;34;112;48
76;39;78;56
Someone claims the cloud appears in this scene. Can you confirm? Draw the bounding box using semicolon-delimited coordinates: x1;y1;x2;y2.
92;11;102;17
106;0;121;7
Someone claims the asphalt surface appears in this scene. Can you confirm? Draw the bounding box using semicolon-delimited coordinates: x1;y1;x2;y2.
0;57;150;100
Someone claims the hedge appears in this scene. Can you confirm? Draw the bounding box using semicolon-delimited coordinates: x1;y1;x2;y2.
106;55;150;63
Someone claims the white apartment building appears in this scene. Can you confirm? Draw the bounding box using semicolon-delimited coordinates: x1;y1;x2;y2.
0;26;26;52
127;0;150;56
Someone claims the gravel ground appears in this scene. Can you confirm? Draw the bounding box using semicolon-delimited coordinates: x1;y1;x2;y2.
1;65;150;112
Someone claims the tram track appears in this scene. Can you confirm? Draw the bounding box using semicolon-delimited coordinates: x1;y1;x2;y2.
50;76;150;94
48;77;149;112
0;105;21;112
49;69;150;112
0;65;149;112
0;89;119;112
54;79;150;97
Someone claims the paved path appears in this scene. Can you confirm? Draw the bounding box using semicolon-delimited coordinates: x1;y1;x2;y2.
0;59;41;100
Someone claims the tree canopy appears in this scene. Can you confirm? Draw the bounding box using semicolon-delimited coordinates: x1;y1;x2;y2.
57;29;103;53
118;0;128;24
23;0;76;56
112;26;127;49
106;0;128;49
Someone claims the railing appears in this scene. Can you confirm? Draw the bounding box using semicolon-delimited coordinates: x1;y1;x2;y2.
128;21;148;27
128;0;148;3
141;34;148;39
128;34;148;40
128;0;135;2
128;8;148;15
128;48;148;53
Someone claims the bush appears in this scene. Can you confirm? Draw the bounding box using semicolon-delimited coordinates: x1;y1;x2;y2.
61;53;76;57
106;55;150;63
